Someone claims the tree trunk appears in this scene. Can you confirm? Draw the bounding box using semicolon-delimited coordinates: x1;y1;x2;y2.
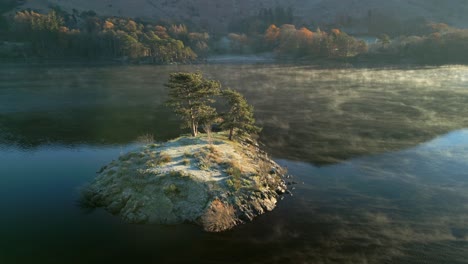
191;119;197;137
228;128;234;140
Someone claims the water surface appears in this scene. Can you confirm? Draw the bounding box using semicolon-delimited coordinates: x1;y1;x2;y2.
1;63;468;263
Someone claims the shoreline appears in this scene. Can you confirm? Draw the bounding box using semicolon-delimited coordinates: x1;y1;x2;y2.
0;55;462;68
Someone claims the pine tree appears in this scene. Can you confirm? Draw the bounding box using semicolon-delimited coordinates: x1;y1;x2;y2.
221;89;261;140
166;72;220;137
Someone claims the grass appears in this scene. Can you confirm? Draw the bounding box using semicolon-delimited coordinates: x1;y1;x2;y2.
194;147;222;171
158;152;172;164
197;155;211;170
200;199;237;232
225;164;243;191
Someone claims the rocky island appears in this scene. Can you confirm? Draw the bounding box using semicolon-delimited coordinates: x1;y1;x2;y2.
81;71;287;231
81;133;286;232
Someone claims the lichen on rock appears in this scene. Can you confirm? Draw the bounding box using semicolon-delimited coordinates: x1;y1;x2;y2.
81;133;287;232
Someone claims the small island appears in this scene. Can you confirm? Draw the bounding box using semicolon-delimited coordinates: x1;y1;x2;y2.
81;133;286;232
81;72;287;232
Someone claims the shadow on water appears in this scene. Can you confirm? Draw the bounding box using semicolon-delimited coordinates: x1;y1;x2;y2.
1;63;468;263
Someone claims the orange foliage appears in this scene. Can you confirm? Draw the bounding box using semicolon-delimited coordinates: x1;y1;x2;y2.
58;26;69;33
331;28;341;35
297;27;314;43
103;21;114;30
154;25;169;39
264;24;280;43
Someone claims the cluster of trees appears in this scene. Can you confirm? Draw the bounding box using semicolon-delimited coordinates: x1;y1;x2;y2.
214;24;368;59
370;23;468;64
6;7;468;64
3;10;213;63
166;72;259;140
262;24;368;58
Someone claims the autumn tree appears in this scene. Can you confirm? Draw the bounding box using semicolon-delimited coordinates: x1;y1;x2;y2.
221;89;261;140
296;26;314;55
264;24;280;46
166;72;221;137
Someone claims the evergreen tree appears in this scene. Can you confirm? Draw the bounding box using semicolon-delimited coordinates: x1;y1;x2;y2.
166;72;220;137
221;89;261;140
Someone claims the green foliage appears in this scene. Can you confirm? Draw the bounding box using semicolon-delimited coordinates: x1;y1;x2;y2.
226;166;242;178
221;89;261;140
166;72;221;137
378;34;391;48
194;150;212;171
226;165;243;191
4;9;201;62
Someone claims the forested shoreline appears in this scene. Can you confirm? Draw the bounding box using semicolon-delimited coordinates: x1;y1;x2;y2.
1;6;468;64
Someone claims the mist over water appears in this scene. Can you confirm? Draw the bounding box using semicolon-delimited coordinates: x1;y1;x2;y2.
1;63;468;263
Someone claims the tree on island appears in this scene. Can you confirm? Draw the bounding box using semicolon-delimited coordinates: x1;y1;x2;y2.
166;72;220;137
221;89;261;140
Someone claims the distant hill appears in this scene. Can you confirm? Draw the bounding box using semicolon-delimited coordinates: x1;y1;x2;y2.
13;0;468;33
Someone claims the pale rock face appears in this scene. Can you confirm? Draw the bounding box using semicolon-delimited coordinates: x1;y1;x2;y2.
81;134;287;232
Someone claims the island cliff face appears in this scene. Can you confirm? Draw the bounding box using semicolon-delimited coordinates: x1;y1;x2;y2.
81;134;287;232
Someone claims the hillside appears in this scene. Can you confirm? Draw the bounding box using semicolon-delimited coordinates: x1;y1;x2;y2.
11;0;468;33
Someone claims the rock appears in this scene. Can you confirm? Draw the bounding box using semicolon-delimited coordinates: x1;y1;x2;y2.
81;134;287;232
275;188;285;195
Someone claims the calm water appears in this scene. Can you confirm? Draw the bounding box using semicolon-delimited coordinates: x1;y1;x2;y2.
1;63;468;263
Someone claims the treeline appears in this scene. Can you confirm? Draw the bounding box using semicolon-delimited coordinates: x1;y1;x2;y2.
5;8;468;64
262;25;367;58
2;8;368;62
369;23;468;64
2;10;212;63
217;24;368;59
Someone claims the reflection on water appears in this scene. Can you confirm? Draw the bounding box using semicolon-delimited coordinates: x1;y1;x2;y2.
277;129;468;263
1;130;467;263
1;63;468;263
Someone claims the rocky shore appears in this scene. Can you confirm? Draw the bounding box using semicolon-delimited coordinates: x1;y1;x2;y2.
81;133;287;232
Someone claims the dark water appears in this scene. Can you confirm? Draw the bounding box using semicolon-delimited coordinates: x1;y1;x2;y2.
1;63;468;263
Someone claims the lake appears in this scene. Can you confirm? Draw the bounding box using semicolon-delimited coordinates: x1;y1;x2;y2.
1;63;468;263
